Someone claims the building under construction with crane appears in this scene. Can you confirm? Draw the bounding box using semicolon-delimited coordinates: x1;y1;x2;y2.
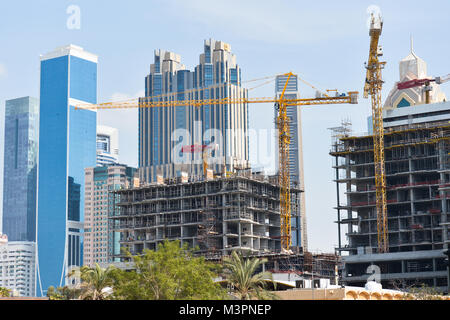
110;169;342;283
111;170;301;257
78;38;357;282
330;19;450;291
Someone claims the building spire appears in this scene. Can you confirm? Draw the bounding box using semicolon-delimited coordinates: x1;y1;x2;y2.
409;35;419;60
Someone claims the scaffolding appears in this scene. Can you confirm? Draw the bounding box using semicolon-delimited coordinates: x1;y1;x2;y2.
197;194;222;257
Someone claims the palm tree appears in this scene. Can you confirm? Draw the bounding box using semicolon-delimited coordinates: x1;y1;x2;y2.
223;251;277;300
70;263;116;300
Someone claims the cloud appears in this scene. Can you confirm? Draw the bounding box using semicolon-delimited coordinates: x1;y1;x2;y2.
0;63;7;78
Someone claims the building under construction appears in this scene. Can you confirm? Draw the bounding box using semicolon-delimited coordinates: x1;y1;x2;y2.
110;170;341;282
330;102;450;291
111;170;302;257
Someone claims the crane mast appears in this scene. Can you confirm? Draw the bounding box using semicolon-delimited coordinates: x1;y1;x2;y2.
277;72;293;251
364;14;388;253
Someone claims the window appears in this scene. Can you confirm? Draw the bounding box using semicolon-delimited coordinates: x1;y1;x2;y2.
396;97;411;108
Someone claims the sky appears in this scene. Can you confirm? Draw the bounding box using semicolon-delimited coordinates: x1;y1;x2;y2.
1;0;450;252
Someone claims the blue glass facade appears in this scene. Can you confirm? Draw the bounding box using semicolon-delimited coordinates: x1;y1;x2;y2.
2;97;39;242
37;48;97;295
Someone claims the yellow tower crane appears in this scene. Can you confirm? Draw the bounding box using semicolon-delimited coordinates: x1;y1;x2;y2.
76;73;359;251
364;14;388;253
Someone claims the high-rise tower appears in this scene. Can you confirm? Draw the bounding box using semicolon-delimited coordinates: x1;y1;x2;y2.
36;45;97;295
139;39;249;182
83;164;138;267
2;97;39;242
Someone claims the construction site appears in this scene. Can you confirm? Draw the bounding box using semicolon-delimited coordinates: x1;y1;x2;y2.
76;11;450;292
331;114;450;290
326;12;450;292
112;170;298;256
83;61;357;282
111;169;341;284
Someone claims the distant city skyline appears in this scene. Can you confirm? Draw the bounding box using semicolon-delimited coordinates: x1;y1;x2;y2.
1;1;450;253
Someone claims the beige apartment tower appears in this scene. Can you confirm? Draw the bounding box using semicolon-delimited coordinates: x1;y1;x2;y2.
83;165;138;267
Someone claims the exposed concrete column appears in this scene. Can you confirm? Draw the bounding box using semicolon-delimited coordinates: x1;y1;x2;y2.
250;223;254;250
223;221;228;250
438;139;448;246
442;189;448;245
345;154;353;243
180;223;184;239
223;193;229;257
432;258;437;288
408;145;416;247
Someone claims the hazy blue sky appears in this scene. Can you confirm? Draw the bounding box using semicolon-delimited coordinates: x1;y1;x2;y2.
1;0;450;252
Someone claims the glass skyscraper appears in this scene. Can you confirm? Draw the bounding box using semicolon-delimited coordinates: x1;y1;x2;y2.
2;96;39;242
139;39;249;182
36;45;97;295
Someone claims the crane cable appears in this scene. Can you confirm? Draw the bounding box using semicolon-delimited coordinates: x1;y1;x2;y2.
80;73;336;109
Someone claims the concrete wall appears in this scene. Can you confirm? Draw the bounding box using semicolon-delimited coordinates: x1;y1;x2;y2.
275;287;407;300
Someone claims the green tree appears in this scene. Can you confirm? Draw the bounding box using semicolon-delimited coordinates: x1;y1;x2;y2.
0;286;11;297
46;285;81;300
47;263;115;300
222;251;277;300
403;284;446;300
112;240;228;300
